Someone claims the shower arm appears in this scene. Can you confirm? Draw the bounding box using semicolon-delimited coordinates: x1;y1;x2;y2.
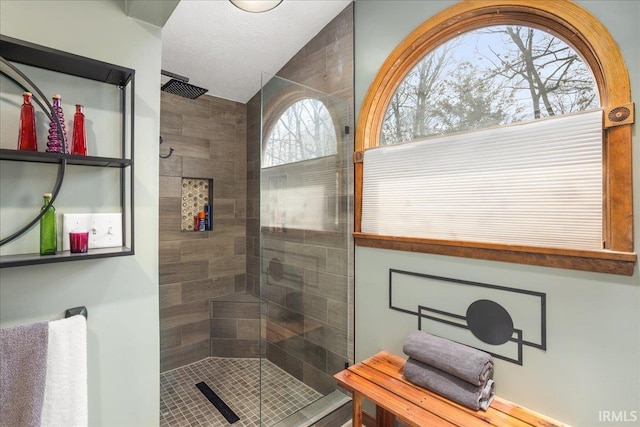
161;69;189;82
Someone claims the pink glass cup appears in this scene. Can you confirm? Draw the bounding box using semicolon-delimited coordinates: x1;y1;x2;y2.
69;230;89;253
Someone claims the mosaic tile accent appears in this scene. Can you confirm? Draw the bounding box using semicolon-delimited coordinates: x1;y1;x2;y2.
160;357;322;427
181;178;212;231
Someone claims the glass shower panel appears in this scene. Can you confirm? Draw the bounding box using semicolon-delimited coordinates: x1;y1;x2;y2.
260;74;350;426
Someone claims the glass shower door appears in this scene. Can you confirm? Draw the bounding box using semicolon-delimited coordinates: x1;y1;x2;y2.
259;74;351;426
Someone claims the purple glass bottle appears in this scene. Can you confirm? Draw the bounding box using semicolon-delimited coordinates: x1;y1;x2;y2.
47;94;68;153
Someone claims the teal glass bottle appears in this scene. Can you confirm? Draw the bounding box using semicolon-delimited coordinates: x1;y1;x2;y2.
40;193;57;255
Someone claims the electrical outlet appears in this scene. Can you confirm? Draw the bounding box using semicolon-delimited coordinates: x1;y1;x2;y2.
62;213;123;250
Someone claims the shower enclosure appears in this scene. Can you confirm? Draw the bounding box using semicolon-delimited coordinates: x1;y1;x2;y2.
257;74;352;426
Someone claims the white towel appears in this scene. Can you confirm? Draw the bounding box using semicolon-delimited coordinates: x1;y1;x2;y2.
40;315;88;427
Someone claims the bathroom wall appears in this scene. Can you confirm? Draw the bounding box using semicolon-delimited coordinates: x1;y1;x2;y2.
246;3;354;394
159;92;248;371
354;1;639;426
0;1;161;425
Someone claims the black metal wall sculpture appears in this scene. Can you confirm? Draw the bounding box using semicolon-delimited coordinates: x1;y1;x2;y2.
389;269;546;365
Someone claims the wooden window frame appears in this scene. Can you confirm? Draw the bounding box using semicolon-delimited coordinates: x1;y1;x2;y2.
354;0;636;275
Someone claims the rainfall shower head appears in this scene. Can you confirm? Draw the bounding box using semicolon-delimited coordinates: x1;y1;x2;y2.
160;70;208;99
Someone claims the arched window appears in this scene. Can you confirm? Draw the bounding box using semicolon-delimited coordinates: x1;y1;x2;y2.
263;98;337;167
355;0;635;275
261;96;341;231
380;25;598;145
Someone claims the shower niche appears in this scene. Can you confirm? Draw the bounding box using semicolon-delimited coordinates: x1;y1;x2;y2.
180;177;213;231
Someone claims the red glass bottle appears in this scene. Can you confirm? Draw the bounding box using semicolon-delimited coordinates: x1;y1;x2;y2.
71;104;87;156
18;92;38;151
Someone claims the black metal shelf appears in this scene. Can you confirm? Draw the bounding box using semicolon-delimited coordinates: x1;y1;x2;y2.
0;149;132;168
0;247;134;268
0;36;135;267
0;35;134;86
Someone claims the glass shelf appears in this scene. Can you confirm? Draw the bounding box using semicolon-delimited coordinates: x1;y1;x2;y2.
0;149;132;168
0;247;134;268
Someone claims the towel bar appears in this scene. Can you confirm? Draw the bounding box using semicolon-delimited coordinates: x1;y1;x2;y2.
65;306;88;319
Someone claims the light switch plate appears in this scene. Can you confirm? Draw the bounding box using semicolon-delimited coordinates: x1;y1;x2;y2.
62;213;123;250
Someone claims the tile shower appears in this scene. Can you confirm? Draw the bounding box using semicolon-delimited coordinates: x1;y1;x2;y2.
158;4;354;426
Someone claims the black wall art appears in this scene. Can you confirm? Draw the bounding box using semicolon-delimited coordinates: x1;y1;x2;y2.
389;269;546;365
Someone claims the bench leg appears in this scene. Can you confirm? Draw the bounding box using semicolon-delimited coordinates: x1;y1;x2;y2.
352;391;363;427
375;405;395;427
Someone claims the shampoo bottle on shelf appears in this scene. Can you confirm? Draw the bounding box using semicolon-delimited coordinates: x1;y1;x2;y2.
198;211;206;231
40;193;57;255
18;92;38;151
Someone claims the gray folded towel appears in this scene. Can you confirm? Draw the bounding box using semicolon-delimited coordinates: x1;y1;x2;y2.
403;330;493;386
403;357;495;411
0;321;49;427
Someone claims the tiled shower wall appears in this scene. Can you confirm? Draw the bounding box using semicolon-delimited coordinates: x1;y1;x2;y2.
246;4;355;394
159;92;247;372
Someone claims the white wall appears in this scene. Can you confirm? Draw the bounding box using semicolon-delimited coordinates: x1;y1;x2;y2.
0;1;161;426
354;1;639;426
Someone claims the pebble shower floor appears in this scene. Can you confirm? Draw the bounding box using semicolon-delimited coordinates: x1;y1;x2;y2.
160;357;322;426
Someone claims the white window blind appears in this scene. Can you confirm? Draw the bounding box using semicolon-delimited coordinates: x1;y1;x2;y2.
362;110;603;250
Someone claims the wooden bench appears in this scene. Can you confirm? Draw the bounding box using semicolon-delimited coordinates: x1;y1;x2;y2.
333;351;571;427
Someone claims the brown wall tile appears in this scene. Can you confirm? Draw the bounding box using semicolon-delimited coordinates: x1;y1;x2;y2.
211;318;237;338
182;276;235;303
214;180;246;199
159;260;209;286
304;321;348;356
212;199;237;219
237;319;260;340
160;339;210;372
327;299;347;331
211;300;260;319
210;140;245;161
326;248;347;275
160;326;181;352
266;342;303;381
303;363;336;395
159;154;182;177
234;274;247;293
182;157;236;180
269;303;305;335
159;241;181;264
159;176;182;198
180;236;236;261
162;134;211;159
160;110;182;135
209;255;246;278
160;90;248;368
160;300;210;331
159;218;209;242
159;197;181;218
286;290;328;323
304;270;347;303
161;92;211;118
159;283;181;308
181;319;210;347
210;339;260;358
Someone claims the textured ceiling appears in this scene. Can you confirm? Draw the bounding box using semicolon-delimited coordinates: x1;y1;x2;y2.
161;0;352;104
